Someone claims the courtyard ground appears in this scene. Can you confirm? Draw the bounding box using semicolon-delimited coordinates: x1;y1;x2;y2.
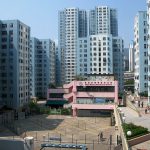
11;115;118;150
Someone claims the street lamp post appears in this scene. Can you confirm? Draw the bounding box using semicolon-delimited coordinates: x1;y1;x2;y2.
127;131;132;137
122;116;126;123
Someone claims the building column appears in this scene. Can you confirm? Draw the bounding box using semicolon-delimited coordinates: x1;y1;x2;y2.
115;81;118;104
73;108;77;117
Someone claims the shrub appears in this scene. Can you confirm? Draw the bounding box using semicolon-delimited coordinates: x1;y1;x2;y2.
61;108;71;115
122;123;149;140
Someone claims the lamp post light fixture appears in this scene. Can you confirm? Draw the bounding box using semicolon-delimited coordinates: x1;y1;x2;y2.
127;131;132;136
122;116;126;123
120;111;124;116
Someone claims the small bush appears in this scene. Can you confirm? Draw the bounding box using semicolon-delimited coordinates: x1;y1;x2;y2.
61;108;71;115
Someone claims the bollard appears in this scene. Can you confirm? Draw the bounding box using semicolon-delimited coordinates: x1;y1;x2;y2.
43;135;45;143
48;133;49;142
93;140;94;150
76;140;77;150
72;134;74;143
35;132;37;141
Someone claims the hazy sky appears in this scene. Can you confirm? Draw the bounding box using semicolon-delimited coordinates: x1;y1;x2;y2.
0;0;147;47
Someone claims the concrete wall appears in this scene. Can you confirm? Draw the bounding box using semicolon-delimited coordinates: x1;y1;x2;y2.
0;138;24;150
77;109;112;117
128;133;150;147
0;137;34;150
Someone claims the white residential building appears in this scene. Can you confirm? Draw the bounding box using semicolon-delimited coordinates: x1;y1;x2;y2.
30;38;55;98
0;20;30;109
147;0;150;103
129;43;134;72
58;8;87;84
77;34;113;75
77;35;124;92
59;6;118;85
134;11;148;94
113;37;124;92
89;6;118;36
123;48;129;72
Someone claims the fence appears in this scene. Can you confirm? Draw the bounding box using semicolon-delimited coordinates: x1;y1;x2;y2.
32;132;116;150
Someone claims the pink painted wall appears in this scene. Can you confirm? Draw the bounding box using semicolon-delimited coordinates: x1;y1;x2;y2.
63;80;118;104
47;80;118;116
47;88;69;93
72;104;115;110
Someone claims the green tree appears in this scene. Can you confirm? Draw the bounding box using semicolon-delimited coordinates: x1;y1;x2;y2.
74;75;86;81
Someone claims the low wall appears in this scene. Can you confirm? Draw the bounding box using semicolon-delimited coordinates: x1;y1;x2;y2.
0;138;24;150
0;137;34;150
128;133;150;147
114;106;129;150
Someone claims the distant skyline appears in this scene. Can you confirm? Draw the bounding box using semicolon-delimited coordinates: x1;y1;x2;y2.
0;0;146;47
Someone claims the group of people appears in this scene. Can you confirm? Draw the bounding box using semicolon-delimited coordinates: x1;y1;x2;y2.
138;101;144;108
137;100;150;114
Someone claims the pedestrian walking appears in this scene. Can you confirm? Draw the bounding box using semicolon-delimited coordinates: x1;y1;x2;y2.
100;132;103;141
145;109;147;114
138;101;140;107
141;101;144;108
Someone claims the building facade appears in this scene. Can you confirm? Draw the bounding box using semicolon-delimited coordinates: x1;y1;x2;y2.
58;8;87;84
58;6;119;85
77;34;113;75
30;38;55;98
129;43;135;72
55;47;61;86
89;6;118;36
77;35;124;92
63;75;118;117
47;75;118;117
113;37;124;92
123;48;129;72
134;11;148;94
0;20;30;109
147;0;150;103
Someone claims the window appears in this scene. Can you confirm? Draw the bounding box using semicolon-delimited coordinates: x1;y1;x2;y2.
9;30;13;35
2;24;7;28
103;47;106;50
103;37;106;40
10;23;13;28
144;44;147;49
2;38;7;42
2;31;7;35
2;45;7;49
9;44;13;49
144;52;147;56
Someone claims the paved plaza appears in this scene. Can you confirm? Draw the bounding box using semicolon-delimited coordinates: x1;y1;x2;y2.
121;95;150;149
12;115;117;150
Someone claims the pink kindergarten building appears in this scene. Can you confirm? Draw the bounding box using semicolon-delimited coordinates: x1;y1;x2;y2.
47;75;118;117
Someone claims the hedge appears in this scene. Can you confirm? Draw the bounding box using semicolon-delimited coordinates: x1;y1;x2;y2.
122;123;149;140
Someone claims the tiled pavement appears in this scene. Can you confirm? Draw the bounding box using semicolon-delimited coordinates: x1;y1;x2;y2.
10;115;118;150
120;96;150;149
